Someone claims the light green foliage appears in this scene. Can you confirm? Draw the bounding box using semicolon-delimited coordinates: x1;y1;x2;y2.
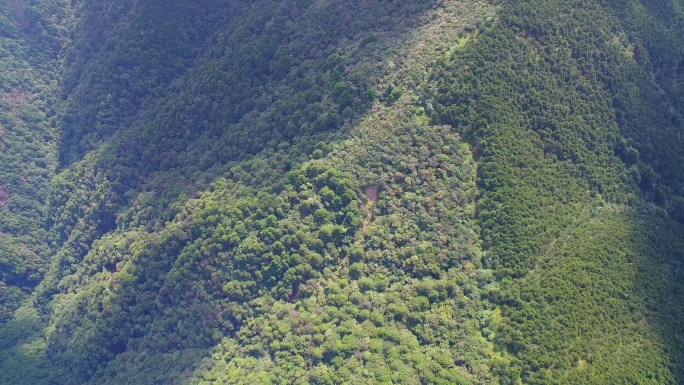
2;0;498;384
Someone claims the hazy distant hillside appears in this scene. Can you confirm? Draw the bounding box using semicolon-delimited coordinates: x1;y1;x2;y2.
0;0;683;384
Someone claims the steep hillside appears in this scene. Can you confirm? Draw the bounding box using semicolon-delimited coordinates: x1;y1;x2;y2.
429;0;684;383
5;1;501;384
0;0;683;384
0;0;65;320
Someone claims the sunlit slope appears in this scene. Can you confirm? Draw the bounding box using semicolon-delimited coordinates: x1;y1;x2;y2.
3;1;499;384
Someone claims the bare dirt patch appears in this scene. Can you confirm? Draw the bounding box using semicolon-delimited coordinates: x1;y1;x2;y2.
6;0;27;29
0;185;10;210
362;185;379;233
2;88;30;112
363;185;379;203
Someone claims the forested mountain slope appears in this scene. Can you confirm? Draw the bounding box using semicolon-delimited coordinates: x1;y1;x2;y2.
429;1;684;382
0;0;683;384
0;0;65;321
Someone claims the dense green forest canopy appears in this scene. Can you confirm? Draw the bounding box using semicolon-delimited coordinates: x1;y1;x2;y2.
0;0;683;384
0;0;65;321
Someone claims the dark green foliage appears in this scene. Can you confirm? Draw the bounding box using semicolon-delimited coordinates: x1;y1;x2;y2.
2;0;684;384
0;0;66;320
429;0;684;383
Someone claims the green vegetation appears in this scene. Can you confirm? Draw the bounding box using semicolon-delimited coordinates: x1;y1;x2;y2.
0;0;683;384
0;0;65;320
429;0;684;383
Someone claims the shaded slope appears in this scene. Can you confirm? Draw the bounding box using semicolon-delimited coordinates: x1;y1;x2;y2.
0;0;65;319
429;0;684;383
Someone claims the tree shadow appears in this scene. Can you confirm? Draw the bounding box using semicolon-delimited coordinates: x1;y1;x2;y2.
0;304;50;384
628;209;684;383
